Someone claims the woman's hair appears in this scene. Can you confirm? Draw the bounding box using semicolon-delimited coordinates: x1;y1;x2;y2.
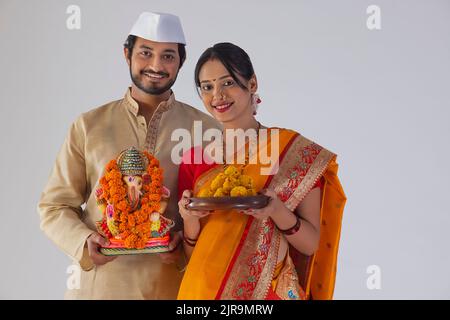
194;42;255;92
123;35;186;69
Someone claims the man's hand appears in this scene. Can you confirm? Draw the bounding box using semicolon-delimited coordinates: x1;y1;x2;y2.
158;232;182;264
86;233;117;266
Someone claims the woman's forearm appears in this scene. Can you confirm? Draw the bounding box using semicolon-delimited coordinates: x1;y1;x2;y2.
271;207;320;256
182;219;201;259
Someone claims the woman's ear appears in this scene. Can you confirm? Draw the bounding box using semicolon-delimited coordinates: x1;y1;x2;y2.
249;74;258;94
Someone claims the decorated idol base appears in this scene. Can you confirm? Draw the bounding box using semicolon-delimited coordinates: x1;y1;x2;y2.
100;237;171;256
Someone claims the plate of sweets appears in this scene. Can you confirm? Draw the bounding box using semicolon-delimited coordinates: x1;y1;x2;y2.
187;166;270;211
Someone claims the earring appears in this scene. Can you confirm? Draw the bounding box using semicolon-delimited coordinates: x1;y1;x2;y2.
252;93;262;115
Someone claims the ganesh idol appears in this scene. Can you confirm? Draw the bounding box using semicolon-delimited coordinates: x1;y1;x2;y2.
94;147;174;255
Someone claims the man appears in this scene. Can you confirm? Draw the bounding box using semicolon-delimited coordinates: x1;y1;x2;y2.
38;12;219;299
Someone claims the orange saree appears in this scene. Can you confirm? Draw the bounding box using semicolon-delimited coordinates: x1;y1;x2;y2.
177;128;346;300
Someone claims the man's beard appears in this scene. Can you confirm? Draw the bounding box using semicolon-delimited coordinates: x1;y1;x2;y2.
130;67;178;95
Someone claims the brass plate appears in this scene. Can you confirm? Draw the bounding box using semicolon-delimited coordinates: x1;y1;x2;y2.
187;194;270;211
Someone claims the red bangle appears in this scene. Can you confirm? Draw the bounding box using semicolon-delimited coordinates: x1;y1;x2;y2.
277;215;301;235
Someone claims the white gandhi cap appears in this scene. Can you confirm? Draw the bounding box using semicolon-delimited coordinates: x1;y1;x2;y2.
129;12;186;45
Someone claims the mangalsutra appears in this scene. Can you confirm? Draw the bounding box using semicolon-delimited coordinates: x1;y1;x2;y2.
222;122;261;169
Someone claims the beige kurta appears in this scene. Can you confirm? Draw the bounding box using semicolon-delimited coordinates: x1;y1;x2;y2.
38;88;219;299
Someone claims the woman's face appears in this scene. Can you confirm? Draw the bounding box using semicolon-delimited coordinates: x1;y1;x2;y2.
198;59;257;125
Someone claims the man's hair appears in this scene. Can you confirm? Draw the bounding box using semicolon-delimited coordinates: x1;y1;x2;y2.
124;35;186;69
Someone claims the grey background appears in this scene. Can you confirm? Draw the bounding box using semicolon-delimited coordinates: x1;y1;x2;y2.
0;0;449;299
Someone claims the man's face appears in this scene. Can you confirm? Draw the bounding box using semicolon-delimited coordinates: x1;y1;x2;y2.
126;37;181;95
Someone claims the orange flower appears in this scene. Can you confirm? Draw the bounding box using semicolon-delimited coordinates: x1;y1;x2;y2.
141;203;151;213
111;171;122;180
116;186;127;196
120;214;128;223
152;203;161;212
102;190;110;199
141;223;151;234
128;215;136;227
134;238;146;249
124;234;137;248
152;180;162;189
100;177;108;186
135;224;145;234
119;224;127;232
137;210;148;222
148;194;161;202
105;160;117;171
116;200;128;211
119;229;129;237
150;158;159;167
111;194;121;204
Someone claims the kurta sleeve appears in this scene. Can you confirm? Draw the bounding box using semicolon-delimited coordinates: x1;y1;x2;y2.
38;117;95;271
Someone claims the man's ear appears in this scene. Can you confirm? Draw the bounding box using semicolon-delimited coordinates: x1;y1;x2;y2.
178;54;185;71
249;74;258;94
124;48;131;67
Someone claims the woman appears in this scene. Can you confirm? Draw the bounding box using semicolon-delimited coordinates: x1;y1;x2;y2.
177;43;346;300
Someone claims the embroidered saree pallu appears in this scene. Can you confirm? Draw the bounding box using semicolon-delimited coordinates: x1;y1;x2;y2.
95;147;175;255
178;129;346;300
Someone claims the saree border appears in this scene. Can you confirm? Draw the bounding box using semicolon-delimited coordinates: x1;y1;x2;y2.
270;135;336;212
218;217;280;300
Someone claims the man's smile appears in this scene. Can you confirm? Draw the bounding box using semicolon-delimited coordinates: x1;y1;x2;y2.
142;71;168;81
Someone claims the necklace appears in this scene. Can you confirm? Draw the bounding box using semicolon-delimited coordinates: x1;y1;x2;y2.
222;121;262;167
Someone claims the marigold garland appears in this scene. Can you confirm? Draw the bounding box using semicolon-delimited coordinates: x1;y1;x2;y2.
98;151;163;249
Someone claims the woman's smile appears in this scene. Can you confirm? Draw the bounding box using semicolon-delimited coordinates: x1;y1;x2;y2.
212;102;234;113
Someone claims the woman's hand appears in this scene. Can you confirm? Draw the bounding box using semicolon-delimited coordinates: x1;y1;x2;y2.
179;190;211;258
178;190;212;223
240;189;284;220
242;188;322;256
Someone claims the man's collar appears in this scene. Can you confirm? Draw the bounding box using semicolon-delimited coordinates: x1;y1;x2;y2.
124;87;175;116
